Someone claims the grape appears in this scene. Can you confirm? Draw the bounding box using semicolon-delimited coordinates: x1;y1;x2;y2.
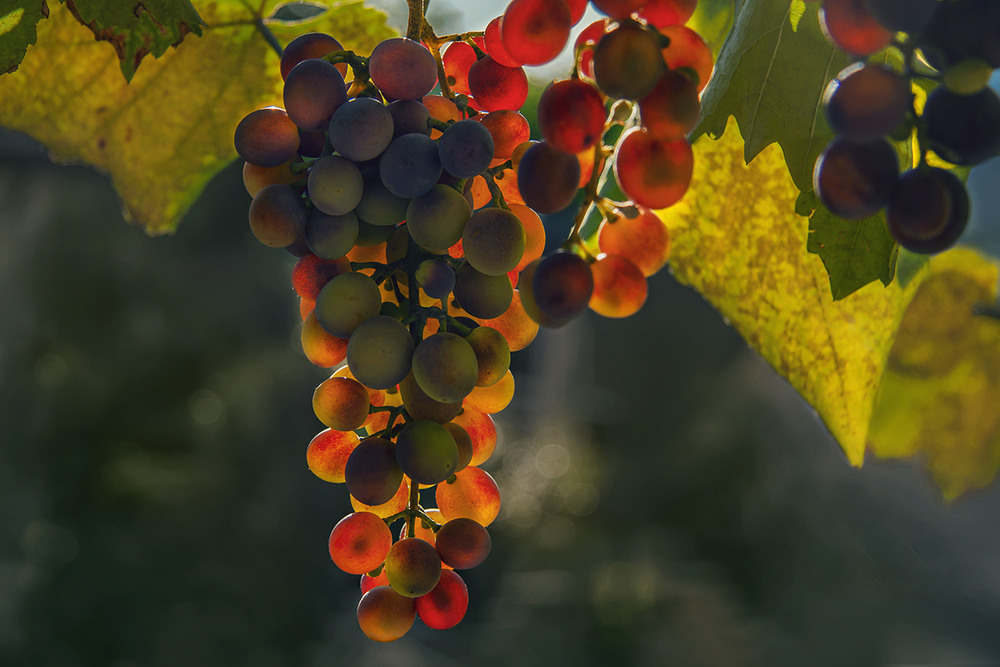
379;133;443;198
593;23;665;101
510;203;546;273
361;570;391;594
248;184;306;248
283;58;348;132
306;209;358;260
501;0;572;66
484;16;523;67
591;0;646;19
464;369;514;414
357;167;410;227
415;570;469;630
819;0;892;56
424;95;465;140
531;252;595;323
412;333;480;403
314;272;382;338
297;129;327;158
589;254;648;318
823;63;910;142
614;128;693;209
307;155;363;216
357;586;416;642
638;69;700;141
443;41;477;96
329;512;393;575
355;220;397;248
920;0;1000;70
313;376;371;431
369;38;439;101
517;141;581;214
435;518;492;570
453;263;514;319
923;87;1000;167
345;437;404;506
575;18;609;79
385;538;442;598
944;60;994;96
477;110;531;162
658;27;712;93
302;310;349;368
443;422;474;472
464;326;511;387
813;137;898;219
329;97;394;162
388;99;432;138
436;466;501;526
400;371;464;424
538;79;607;154
639;0;698;28
416;260;456;300
395;420;460;485
439;120;496;179
235;107;300;167
566;0;588;24
468;56;529;112
597;207;671;277
401;508;446;545
452;408;498;467
462;207;526;276
242;160;298;198
886;167;969;254
469;289;539;352
347;315;415;390
280;32;346;80
351;476;410;518
306;428;360;483
407;185;472;252
291;254;351;300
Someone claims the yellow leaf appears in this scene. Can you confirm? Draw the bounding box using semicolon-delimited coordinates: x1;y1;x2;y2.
868;250;1000;500
659;119;924;465
0;0;394;234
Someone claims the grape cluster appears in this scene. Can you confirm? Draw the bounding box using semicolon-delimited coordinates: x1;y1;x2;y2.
235;0;712;642
814;0;1000;254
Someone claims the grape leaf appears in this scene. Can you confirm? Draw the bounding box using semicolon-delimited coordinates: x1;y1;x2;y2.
64;0;205;81
661;119;919;466
0;0;49;73
801;190;899;300
0;0;393;234
694;0;848;192
868;250;1000;499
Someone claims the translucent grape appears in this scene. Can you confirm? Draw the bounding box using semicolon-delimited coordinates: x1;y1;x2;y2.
597;207;671;277
501;0;572;66
301;310;349;367
291;254;351;300
468;56;528;112
436;466;501;526
415;570;469;630
248;184;306;248
820;0;892;56
639;0;698;28
242;160;298;198
313;376;371;431
614;128;693;209
530;252;595;323
591;0;646;19
658;26;713;92
329;512;393;575
434;518;492;570
385;537;443;598
593;23;665;101
510;203;546;273
357;586;416;642
351;477;410;518
465;326;511;387
538;79;607;154
443;41;477;96
361;569;390;594
477;110;531;163
306;428;360;483
589;254;648;318
452;408;497;467
444;423;474;472
638;69;700;140
484;16;523;67
469;289;538;352
464;369;514;414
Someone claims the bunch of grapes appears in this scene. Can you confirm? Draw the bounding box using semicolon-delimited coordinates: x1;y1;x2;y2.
814;0;1000;254
234;0;712;642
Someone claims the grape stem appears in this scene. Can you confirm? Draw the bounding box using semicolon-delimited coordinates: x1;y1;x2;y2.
253;17;283;57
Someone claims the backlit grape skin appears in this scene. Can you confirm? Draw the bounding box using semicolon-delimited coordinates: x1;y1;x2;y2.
436;466;502;526
329;512;393;575
813;137;898;220
385;537;443;598
415;570;469;630
357;586;416;642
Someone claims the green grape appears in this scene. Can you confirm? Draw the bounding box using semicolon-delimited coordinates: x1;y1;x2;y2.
394;420;460;485
406;185;472;252
464;326;511;387
412;332;480;403
453;263;514;320
399;371;463;424
346;315;415;390
462;207;526;276
385;537;443;598
312;376;370;431
314;272;382;338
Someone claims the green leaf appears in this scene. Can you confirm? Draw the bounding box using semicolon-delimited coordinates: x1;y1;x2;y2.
64;0;206;81
694;0;849;193
803;190;899;300
0;0;49;74
0;0;394;234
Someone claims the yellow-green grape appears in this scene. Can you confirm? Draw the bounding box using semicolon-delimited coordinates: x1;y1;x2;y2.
399;371;463;424
395;420;460;485
346;315;415;390
453;263;513;320
385;537;442;598
412;332;479;403
315;272;382;338
944;59;994;95
406;185;472;252
464;326;511;387
461;207;526;276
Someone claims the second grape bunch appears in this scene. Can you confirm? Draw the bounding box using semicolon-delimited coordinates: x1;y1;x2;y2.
235;0;712;642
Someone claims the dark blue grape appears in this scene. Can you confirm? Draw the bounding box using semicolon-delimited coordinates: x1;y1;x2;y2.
379;133;443;198
438;120;496;179
329;97;394;162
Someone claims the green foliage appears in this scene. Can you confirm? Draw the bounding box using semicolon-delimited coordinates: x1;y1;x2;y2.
0;0;48;73
65;0;205;80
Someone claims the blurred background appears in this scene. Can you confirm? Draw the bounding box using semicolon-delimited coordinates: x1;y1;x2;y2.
3;2;1000;666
